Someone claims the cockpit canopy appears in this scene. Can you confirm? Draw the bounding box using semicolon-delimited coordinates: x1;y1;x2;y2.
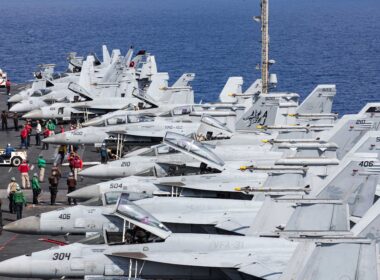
105;114;154;126
31;88;52;97
115;193;171;239
160;105;193;117
201;114;233;133
164;132;225;169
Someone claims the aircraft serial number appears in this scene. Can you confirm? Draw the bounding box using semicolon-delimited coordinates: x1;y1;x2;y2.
121;161;131;167
164;125;183;129
52;253;71;260
110;183;123;189
59;214;71;219
359;161;374;167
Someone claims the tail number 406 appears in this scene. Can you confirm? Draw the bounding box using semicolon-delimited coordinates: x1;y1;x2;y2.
359;161;374;167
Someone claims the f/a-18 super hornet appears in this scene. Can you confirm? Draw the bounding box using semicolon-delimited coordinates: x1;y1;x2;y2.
41;82;337;148
20;51;197;121
1;180;380;280
80;72;197;127
76;107;380;180
64;111;380;219
5;150;379;237
10;48;134;114
68;120;380;211
8;45;114;104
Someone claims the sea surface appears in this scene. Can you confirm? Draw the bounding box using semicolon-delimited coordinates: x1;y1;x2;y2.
0;0;379;115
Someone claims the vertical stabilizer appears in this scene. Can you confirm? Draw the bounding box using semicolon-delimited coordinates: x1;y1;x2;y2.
145;73;169;101
78;56;94;93
219;77;243;103
322;114;380;159
102;45;111;65
235;95;279;130
172;73;195;88
244;79;262;95
313;154;380;217
296;85;336;114
110;49;121;64
125;46;134;66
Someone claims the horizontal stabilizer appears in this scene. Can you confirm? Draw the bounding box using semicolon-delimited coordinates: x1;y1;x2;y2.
283;242;377;280
245;197;295;237
284;202;349;233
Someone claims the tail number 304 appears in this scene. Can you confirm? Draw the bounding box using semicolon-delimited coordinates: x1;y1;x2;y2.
52;253;71;260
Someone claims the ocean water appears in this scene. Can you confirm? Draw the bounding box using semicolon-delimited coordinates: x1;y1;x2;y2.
0;0;379;115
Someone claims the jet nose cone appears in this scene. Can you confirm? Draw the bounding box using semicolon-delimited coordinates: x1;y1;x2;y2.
9;103;26;113
0;256;31;277
42;133;66;144
80;164;109;178
3;216;41;234
22;109;43;119
67;184;100;200
8;94;22;103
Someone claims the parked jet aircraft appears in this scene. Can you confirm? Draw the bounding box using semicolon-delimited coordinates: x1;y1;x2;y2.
5;152;379;237
1;186;379;279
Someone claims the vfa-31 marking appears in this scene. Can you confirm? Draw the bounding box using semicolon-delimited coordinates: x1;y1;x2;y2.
243;110;268;127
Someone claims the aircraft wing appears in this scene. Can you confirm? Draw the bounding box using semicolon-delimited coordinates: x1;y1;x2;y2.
215;213;257;235
156;174;267;192
155;209;256;227
111;249;257;268
110;248;290;279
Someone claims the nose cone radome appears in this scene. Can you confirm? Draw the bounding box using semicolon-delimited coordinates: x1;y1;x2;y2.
42;132;67;144
9;102;30;113
3;216;41;234
8;94;23;103
67;184;100;200
79;164;116;178
0;256;32;277
22;109;43;119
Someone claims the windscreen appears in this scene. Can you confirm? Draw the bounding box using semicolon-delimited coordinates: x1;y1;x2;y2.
164;132;224;167
116;193;170;233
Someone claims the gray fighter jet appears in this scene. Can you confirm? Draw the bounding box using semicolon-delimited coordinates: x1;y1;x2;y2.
0;186;379;279
5;152;379;237
8;45;114;105
77;110;380;180
67;119;380;209
41;83;337;148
